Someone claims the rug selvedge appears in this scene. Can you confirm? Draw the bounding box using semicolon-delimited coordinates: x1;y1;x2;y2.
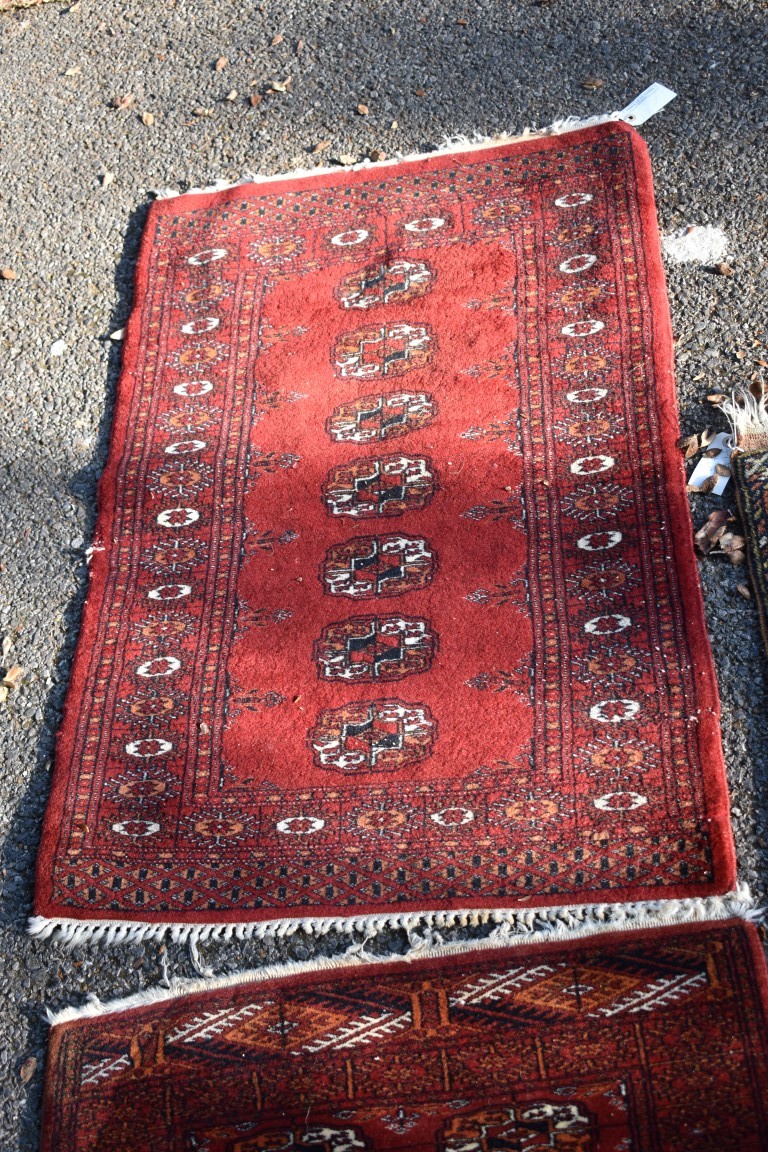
34;121;736;939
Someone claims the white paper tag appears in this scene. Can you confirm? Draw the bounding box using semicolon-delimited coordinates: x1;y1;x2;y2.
687;431;733;495
619;83;677;126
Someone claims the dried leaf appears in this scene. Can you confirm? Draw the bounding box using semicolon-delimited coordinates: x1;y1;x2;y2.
141;111;155;127
694;509;729;555
706;392;726;404
719;532;746;555
677;432;700;461
113;92;135;110
456;17;468;25
414;88;426;97
699;428;716;448
356;103;369;115
714;463;731;478
737;583;752;600
19;1058;36;1084
271;33;284;45
215;56;228;71
63;65;81;77
735;349;747;361
2;664;25;690
730;549;746;567
714;262;733;277
697;475;718;495
249;92;262;107
312;140;331;154
582;76;604;90
1;268;18;281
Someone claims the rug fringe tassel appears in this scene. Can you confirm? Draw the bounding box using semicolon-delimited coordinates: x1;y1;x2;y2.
151;114;621;201
30;882;758;956
42;884;759;1026
722;386;768;453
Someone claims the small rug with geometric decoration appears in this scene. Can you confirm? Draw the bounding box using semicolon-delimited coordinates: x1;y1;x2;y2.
733;449;768;658
33;121;737;947
41;919;768;1150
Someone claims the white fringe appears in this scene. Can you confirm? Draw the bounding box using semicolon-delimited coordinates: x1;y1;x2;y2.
722;386;768;452
44;883;759;1026
30;883;757;954
151;114;621;201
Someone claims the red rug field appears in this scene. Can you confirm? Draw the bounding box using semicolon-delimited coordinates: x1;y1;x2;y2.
33;122;736;941
41;920;768;1150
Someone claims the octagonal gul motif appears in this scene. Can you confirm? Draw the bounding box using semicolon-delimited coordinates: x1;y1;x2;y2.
320;534;436;599
323;455;437;518
333;323;434;378
326;392;436;444
336;259;434;309
439;1104;594;1152
314;615;436;682
309;699;436;772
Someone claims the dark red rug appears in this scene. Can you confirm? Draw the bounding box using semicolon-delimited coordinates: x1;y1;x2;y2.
734;450;768;658
42;920;768;1150
33;122;736;943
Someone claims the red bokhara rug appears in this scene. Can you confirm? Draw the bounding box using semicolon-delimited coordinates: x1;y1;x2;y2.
42;920;768;1150
34;122;736;942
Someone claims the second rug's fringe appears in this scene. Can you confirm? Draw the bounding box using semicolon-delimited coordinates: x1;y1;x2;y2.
722;386;768;453
30;883;757;953
45;884;757;1025
151;113;621;201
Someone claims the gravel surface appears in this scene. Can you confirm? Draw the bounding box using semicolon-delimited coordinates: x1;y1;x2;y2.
1;0;767;1146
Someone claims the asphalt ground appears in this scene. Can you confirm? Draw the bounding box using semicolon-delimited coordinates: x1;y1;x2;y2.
1;0;767;1146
